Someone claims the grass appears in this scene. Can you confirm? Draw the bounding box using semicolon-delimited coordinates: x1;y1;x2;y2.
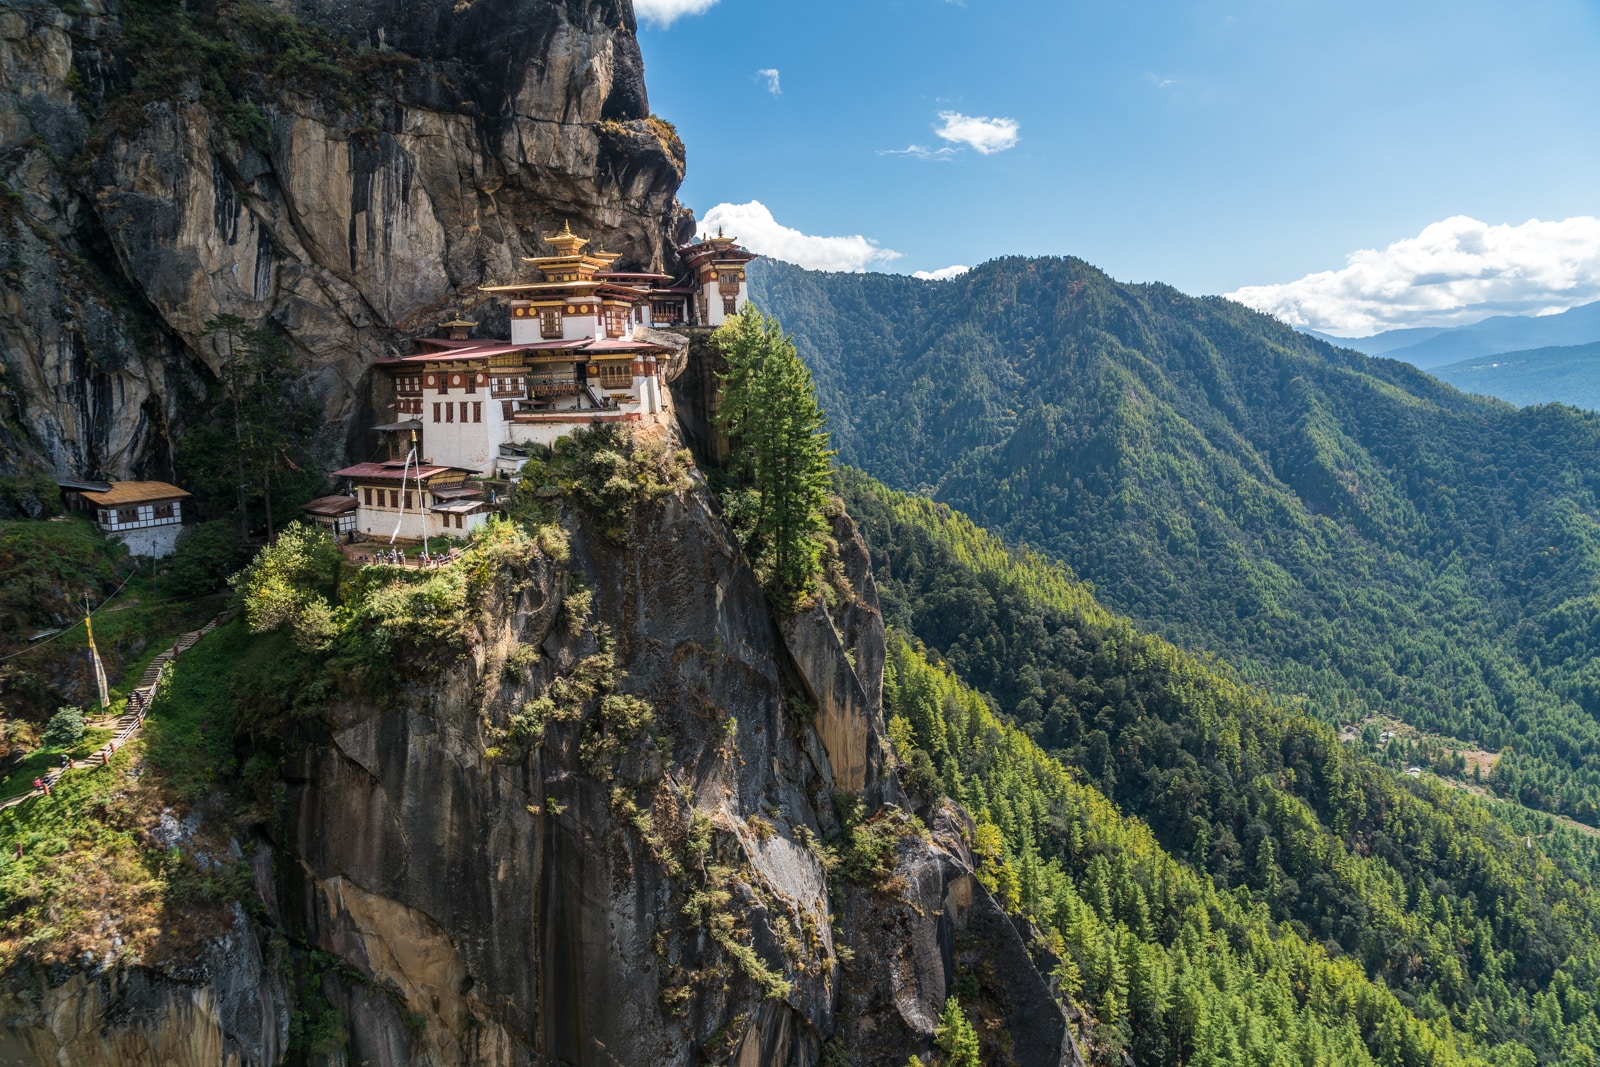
0;618;254;968
0;728;113;800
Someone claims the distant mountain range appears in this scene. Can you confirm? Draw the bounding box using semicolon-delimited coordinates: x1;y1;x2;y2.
1430;342;1600;411
1300;300;1600;410
1306;299;1600;369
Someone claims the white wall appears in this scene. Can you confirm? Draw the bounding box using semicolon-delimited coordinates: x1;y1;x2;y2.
112;524;184;558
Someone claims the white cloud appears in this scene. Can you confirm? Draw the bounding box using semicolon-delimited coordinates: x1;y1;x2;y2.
633;0;719;27
1226;216;1600;334
913;265;970;281
935;111;1020;155
878;143;959;162
700;201;901;272
757;68;780;95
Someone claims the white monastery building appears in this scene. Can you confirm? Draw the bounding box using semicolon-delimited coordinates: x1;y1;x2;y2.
315;224;758;542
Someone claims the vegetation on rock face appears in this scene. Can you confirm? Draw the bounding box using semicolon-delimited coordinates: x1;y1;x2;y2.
753;257;1600;826
505;421;693;544
851;470;1600;1067
711;306;837;605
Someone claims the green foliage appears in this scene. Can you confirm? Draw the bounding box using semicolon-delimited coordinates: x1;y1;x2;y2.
230;519;549;697
507;423;691;543
230;522;344;652
157;520;248;598
934;997;980;1067
0;620;261;966
755;257;1600;827
0;467;63;519
40;707;84;749
177;315;323;538
858;473;1600;1066
1431;342;1600;411
712;305;836;605
0;517;124;638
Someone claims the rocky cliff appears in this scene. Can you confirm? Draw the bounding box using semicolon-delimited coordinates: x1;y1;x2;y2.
0;425;1079;1065
0;0;689;498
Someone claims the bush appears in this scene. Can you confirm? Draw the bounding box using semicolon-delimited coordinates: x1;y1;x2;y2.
41;706;85;749
159;520;247;597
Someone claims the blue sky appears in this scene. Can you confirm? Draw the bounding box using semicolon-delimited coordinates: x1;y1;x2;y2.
637;0;1600;334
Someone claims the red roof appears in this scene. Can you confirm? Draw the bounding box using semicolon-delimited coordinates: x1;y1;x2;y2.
332;462;462;481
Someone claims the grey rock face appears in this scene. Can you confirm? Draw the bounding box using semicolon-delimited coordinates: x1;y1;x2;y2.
0;905;290;1067
0;0;685;481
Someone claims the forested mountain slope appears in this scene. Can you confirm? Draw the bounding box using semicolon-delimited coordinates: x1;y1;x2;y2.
751;258;1600;825
1432;343;1600;412
846;470;1600;1067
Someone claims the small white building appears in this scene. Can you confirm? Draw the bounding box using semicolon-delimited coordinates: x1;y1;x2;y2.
330;460;492;542
300;494;359;537
73;481;191;558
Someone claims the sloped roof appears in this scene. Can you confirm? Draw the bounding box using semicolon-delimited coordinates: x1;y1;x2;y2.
77;481;190;505
301;495;359;516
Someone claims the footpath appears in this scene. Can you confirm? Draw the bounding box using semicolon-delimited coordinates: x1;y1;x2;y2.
0;611;232;812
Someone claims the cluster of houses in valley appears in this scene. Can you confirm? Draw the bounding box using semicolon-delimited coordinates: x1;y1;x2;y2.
67;226;758;556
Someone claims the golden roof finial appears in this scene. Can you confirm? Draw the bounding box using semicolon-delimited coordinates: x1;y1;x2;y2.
542;219;589;255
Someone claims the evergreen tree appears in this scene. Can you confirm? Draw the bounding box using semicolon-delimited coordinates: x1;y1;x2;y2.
178;315;321;540
934;996;981;1067
712;306;835;604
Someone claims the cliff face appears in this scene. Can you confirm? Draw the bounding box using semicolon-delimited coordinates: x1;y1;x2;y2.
0;0;689;492
0;434;1079;1065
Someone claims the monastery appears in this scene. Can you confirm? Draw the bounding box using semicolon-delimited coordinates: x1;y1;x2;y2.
319;225;758;543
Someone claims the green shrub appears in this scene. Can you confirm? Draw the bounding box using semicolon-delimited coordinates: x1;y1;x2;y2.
41;706;85;749
159;520;247;597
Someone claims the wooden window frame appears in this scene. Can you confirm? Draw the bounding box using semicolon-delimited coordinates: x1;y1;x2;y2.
539;307;562;339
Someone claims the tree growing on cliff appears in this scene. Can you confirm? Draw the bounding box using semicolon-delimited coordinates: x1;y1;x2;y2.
711;306;835;606
178;315;321;541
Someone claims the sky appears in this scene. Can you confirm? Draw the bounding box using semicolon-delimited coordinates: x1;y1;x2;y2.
635;0;1600;336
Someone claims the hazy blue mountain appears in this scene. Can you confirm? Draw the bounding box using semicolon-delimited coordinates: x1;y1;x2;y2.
1431;341;1600;411
1304;325;1449;355
1312;300;1600;368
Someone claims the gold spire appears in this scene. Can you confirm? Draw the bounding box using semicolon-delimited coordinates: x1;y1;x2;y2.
542;219;589;256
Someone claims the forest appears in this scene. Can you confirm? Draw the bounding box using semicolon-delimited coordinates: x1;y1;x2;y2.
846;469;1600;1067
751;258;1600;825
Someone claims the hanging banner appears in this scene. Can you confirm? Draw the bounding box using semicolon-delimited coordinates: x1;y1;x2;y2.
84;607;110;710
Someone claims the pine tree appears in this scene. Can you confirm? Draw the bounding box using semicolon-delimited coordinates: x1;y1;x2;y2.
712;306;835;604
934;996;980;1067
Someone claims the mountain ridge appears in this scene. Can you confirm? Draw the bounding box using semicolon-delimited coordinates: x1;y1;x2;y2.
748;253;1600;825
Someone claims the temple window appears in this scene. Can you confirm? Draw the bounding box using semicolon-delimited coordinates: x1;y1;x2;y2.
473;402;483;423
605;305;627;338
540;307;562;339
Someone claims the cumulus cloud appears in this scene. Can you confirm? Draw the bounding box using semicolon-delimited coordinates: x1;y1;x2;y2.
913;265;970;281
633;0;719;27
757;68;780;95
1226;215;1600;334
935;111;1020;155
700;201;901;272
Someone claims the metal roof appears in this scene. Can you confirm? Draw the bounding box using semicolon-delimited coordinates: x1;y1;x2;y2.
332;462;462;481
301;495;359;516
72;481;191;505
